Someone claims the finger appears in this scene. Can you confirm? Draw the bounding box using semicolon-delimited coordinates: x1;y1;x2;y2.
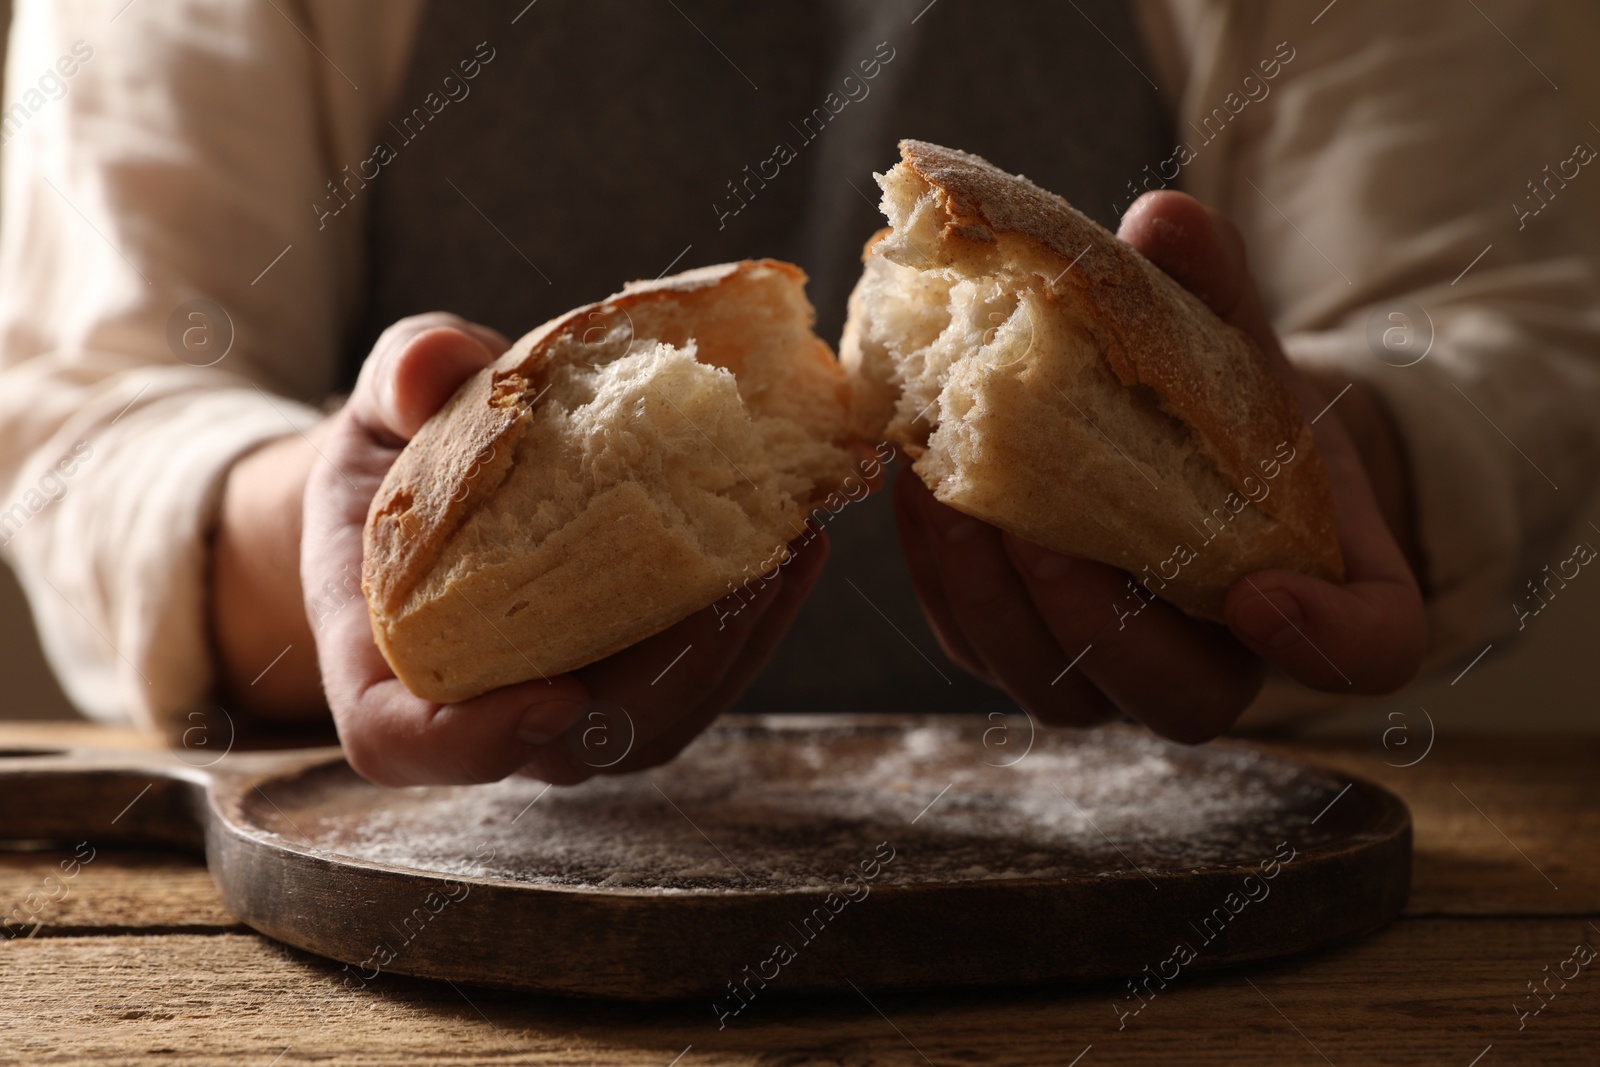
305;411;590;787
904;476;1116;727
1119;190;1248;321
1002;533;1264;743
1224;568;1424;694
366;312;511;368
454;321;513;356
611;526;831;773
333;674;592;787
1120;192;1338;437
351;314;509;443
1123;192;1426;693
1224;417;1424;692
520;548;796;784
321;586;592;787
1223;370;1423;691
891;472;994;683
384;329;499;439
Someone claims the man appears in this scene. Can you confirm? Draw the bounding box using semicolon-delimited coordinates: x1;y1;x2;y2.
1;1;1594;786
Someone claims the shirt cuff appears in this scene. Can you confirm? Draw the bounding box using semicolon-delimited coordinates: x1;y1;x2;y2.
7;386;322;729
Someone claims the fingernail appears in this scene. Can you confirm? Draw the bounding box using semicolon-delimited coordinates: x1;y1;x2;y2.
517;699;588;746
377;364;399;419
1234;588;1304;650
1006;537;1074;582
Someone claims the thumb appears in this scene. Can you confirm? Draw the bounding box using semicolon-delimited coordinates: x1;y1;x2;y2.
351;315;511;443
1118;189;1250;322
1119;191;1300;402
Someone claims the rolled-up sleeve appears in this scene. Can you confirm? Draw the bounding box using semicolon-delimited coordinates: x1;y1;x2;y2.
0;0;418;726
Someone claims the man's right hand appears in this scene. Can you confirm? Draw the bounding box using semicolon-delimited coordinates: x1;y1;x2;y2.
295;313;828;786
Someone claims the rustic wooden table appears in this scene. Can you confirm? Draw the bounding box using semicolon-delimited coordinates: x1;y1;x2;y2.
1;722;1595;1065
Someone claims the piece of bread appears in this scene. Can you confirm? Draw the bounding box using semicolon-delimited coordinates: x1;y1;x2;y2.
364;260;857;703
840;140;1343;618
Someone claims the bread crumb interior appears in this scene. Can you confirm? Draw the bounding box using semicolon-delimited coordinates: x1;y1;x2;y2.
411;284;852;614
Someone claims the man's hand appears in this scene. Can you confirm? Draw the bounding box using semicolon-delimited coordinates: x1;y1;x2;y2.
297;314;828;787
895;191;1426;742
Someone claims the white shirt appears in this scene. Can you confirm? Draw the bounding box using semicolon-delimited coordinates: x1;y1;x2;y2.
2;0;1596;728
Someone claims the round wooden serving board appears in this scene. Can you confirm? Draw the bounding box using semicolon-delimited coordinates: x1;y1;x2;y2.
0;714;1409;1000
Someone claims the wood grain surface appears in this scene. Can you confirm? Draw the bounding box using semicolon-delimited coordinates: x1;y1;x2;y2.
2;728;1596;1065
2;718;1413;998
1268;739;1597;914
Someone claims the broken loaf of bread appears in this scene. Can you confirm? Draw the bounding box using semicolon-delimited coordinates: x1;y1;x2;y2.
364;260;857;703
841;140;1343;618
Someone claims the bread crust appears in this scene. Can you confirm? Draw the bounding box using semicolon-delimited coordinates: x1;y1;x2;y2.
364;259;851;703
365;261;800;620
854;141;1343;615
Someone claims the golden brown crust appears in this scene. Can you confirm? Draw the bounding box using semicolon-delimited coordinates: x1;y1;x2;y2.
893;139;1343;585
375;482;741;701
362;367;534;620
364;259;810;623
363;259;854;702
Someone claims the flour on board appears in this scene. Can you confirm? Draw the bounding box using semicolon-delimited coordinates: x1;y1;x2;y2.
245;718;1348;891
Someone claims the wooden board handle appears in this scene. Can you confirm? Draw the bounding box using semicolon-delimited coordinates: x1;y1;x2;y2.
0;746;210;852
